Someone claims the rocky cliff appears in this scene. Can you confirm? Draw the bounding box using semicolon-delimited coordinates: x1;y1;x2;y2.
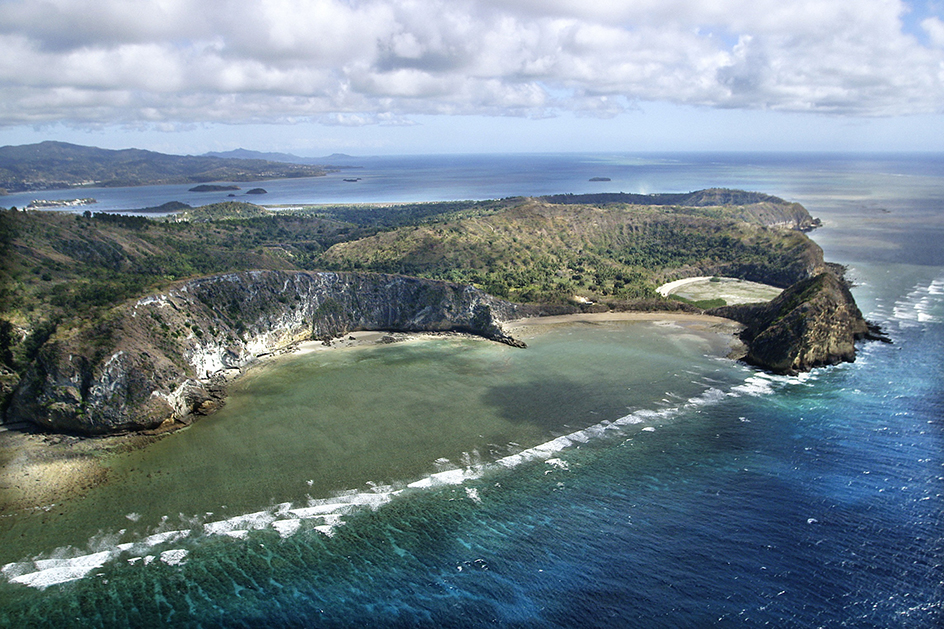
710;272;884;374
6;271;523;435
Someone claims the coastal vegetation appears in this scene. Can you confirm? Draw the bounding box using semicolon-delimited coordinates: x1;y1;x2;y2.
321;195;821;303
0;188;859;433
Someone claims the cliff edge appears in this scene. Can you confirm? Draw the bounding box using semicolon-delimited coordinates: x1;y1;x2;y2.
710;272;885;374
6;271;523;435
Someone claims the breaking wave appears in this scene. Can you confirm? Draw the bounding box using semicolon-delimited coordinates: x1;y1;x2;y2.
1;366;814;590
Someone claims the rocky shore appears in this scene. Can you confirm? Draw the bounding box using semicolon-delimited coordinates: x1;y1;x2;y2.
711;272;887;374
2;267;882;437
5;271;525;435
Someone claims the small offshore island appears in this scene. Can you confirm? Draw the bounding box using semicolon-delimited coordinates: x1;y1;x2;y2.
0;189;885;443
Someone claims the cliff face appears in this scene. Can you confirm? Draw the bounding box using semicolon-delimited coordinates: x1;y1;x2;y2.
7;271;523;435
711;272;875;374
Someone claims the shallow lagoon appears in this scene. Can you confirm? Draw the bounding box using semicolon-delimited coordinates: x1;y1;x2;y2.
0;317;745;567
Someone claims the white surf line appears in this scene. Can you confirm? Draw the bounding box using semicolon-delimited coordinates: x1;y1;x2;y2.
2;529;193;589
656;276;714;297
892;274;944;326
4;367;820;590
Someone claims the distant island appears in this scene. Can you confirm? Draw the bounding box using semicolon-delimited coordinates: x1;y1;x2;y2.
0;189;883;436
246;188;267;195
0;141;332;193
589;177;611;182
203;148;359;167
189;184;240;192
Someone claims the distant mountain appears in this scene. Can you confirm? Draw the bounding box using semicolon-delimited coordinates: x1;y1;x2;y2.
0;141;329;193
203;149;359;166
203;148;314;164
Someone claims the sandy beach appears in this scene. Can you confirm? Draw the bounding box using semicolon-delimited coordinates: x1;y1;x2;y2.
504;310;744;338
656;276;715;297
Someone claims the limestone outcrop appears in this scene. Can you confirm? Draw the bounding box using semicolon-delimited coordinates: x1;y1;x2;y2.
6;271;523;435
711;272;886;374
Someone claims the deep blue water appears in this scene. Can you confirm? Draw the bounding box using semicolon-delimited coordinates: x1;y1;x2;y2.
1;153;942;627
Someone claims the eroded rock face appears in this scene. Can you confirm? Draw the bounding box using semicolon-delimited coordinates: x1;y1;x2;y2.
711;272;877;374
7;271;523;435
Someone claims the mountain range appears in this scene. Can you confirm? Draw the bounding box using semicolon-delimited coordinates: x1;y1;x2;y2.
0;141;335;194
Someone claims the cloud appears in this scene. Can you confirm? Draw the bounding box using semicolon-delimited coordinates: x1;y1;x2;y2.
0;0;942;128
924;16;944;47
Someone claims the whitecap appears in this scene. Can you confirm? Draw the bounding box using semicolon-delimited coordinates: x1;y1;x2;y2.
159;549;189;566
5;551;113;590
271;520;302;538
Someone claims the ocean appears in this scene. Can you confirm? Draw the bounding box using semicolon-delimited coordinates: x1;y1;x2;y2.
0;153;942;627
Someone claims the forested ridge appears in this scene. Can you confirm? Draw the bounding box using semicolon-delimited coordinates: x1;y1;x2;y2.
323;197;821;302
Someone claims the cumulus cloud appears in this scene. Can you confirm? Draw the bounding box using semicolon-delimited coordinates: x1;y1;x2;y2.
0;0;941;127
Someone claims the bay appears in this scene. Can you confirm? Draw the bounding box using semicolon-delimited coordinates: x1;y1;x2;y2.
1;153;942;628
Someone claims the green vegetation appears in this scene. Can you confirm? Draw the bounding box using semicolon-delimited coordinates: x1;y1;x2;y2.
321;198;821;304
0;191;823;410
670;295;728;309
0;206;358;378
0;141;329;193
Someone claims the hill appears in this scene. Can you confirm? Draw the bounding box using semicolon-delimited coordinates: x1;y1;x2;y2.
202;149;358;166
322;196;824;303
0;190;847;431
0;141;330;193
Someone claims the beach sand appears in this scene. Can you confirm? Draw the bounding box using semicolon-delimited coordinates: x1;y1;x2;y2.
504;310;744;340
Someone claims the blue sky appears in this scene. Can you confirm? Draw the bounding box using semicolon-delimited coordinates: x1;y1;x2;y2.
1;0;943;156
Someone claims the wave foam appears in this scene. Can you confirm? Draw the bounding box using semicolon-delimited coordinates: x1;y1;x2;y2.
3;371;782;590
891;275;944;327
2;528;194;590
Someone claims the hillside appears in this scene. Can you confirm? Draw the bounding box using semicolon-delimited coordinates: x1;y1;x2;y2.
322;196;824;303
0;141;330;193
0;190;846;432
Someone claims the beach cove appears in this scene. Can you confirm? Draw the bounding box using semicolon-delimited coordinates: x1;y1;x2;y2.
0;310;748;575
0;153;941;627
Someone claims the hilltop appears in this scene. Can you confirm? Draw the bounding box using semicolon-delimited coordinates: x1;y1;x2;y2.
322;193;823;303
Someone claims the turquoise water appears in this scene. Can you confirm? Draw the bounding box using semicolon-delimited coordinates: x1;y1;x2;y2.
1;153;942;627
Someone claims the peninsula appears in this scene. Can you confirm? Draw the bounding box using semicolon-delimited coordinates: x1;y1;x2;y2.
0;190;880;436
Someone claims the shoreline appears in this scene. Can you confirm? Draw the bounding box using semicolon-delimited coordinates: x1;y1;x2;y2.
0;310;744;516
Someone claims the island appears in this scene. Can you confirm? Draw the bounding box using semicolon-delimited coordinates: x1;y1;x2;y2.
0;141;331;193
589;177;611;182
0;189;883;436
188;184;240;192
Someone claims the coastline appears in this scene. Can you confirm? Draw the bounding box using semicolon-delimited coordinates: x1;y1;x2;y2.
0;310;745;516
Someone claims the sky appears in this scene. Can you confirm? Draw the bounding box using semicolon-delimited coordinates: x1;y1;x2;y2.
1;0;944;156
